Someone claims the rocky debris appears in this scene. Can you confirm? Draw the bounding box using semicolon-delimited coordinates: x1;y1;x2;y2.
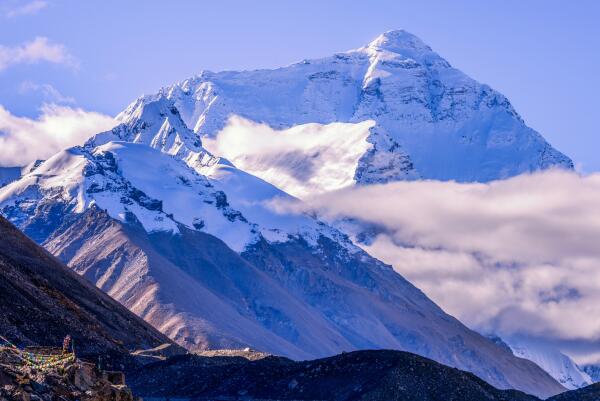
0;351;137;401
194;348;271;361
128;349;540;401
130;343;187;365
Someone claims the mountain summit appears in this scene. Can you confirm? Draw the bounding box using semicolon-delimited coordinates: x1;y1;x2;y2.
113;30;573;197
366;29;436;56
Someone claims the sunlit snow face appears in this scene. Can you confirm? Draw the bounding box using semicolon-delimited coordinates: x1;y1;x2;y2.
272;170;600;364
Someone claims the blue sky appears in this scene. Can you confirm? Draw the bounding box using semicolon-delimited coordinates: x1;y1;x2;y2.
1;0;598;170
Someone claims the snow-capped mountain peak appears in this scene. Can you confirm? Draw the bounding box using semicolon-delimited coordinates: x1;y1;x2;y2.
90;96;218;172
368;29;429;49
0;30;575;399
113;29;572;194
364;29;440;62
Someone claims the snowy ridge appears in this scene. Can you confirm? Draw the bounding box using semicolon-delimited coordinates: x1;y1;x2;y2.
90;96;219;173
118;29;573;191
0;141;351;253
505;337;592;390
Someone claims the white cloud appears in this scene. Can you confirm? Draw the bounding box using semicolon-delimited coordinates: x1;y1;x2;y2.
4;0;47;17
273;171;600;363
0;104;115;166
19;81;75;104
204;116;375;198
0;37;78;72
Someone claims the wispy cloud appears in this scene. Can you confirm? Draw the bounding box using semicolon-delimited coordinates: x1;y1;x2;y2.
0;104;114;166
204;116;375;198
19;81;75;104
4;0;47;17
274;171;600;363
0;37;78;72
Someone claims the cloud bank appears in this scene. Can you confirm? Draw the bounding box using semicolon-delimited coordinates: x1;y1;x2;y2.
274;171;600;363
0;37;78;72
204;116;374;198
0;104;115;166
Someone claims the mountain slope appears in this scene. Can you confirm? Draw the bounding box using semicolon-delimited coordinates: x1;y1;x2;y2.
0;215;576;401
0;215;176;369
121;29;572;197
0;136;565;398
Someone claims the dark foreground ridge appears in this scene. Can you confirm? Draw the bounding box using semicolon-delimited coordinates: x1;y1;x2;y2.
129;350;540;401
547;383;600;401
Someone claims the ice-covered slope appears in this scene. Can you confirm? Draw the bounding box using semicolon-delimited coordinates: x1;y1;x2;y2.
0;140;564;397
120;29;572;194
505;338;592;390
